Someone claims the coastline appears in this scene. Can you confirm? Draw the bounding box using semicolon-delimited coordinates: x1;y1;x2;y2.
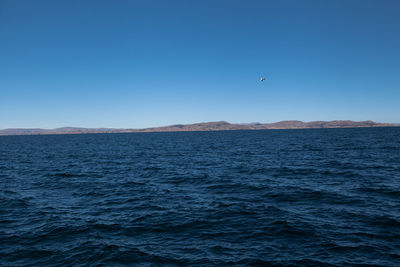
0;120;397;136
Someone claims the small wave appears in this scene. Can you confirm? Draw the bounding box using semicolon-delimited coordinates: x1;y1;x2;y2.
2;128;400;266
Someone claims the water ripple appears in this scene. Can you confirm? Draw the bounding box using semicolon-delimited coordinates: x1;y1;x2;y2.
1;128;400;266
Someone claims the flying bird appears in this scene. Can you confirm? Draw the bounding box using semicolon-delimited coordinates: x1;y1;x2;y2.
260;77;266;82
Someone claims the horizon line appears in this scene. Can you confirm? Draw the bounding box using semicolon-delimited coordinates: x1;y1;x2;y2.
1;119;398;130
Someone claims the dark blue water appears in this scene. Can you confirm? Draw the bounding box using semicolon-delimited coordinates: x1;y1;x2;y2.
1;128;400;266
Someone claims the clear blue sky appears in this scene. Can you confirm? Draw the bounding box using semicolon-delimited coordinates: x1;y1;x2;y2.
1;0;399;128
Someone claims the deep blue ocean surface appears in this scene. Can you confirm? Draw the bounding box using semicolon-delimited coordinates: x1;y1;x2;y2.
1;128;400;266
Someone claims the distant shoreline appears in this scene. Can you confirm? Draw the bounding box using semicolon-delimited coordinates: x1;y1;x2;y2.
0;120;397;136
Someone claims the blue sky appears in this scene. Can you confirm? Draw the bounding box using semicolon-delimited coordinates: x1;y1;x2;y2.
1;0;399;128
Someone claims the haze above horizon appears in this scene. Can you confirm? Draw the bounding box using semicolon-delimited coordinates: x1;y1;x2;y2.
1;0;399;128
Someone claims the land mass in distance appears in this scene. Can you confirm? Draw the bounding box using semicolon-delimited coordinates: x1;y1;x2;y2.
0;120;397;136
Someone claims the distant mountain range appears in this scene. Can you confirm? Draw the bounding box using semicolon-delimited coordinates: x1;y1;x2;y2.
0;120;397;136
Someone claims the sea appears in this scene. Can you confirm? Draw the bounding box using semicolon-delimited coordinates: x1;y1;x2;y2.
1;127;399;266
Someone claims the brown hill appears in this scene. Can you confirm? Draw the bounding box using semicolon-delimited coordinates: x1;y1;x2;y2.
0;120;396;136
